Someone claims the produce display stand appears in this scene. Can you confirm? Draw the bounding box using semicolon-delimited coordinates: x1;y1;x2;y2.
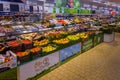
0;23;105;80
18;42;82;80
0;14;114;80
18;51;60;80
0;1;118;79
17;31;104;80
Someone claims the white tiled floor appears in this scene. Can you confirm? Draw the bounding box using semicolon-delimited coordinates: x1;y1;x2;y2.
38;33;120;80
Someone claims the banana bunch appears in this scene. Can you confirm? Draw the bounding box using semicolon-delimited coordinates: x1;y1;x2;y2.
42;45;57;53
34;39;49;47
67;35;80;41
53;38;69;44
76;33;88;39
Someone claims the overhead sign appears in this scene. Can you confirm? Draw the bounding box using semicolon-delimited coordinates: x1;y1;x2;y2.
33;6;38;13
74;0;81;9
3;3;10;12
10;4;19;12
56;0;66;7
19;4;25;12
116;7;120;12
79;9;91;14
24;5;30;12
0;3;3;11
56;0;80;9
44;7;53;13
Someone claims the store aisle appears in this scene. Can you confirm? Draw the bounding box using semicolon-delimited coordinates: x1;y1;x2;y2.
38;33;120;80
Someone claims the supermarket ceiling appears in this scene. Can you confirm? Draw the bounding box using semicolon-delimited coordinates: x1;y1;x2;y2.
80;0;120;7
102;0;120;4
108;0;119;2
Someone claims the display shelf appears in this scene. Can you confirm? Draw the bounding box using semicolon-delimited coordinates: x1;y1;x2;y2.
18;32;104;80
0;15;109;79
16;30;101;65
0;26;66;37
0;1;118;79
0;50;17;73
0;23;104;80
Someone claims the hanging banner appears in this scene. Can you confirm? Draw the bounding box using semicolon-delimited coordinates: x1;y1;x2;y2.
59;7;62;13
74;0;80;9
19;52;59;80
66;0;80;9
79;9;91;14
44;7;53;13
62;7;64;13
56;8;59;14
69;8;78;14
44;7;49;13
24;5;30;12
64;8;68;14
66;0;74;8
0;3;3;11
3;3;10;12
38;6;43;12
33;6;38;13
64;8;79;14
53;7;56;13
58;7;64;13
56;0;66;7
19;4;25;12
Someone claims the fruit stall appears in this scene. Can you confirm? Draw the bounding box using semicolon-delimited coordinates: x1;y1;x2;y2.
0;17;104;80
0;0;118;78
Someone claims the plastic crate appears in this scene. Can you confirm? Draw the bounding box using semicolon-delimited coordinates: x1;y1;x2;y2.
18;54;31;64
10;44;22;53
23;44;33;50
21;40;33;50
31;50;42;59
